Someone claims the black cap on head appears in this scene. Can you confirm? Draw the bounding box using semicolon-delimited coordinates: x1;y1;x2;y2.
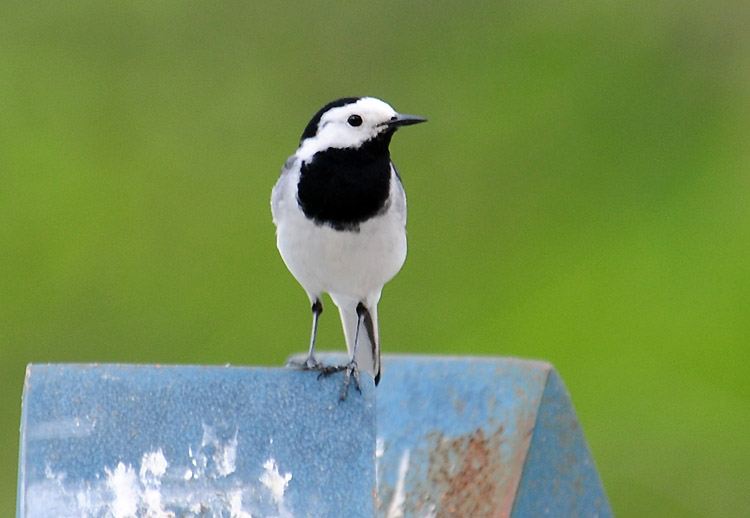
300;97;361;142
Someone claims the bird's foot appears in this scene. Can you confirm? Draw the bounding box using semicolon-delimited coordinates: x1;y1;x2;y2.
286;355;323;371
317;360;361;401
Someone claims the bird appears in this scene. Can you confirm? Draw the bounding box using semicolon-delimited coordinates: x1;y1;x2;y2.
271;97;426;398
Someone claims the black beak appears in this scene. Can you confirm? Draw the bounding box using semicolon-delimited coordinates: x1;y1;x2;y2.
386;113;428;128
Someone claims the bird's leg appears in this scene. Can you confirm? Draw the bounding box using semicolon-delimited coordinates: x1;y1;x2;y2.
288;298;323;370
306;298;323;368
316;302;366;400
337;303;367;400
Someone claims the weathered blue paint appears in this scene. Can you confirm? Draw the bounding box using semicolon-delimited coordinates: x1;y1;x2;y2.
376;355;613;518
511;368;613;517
18;356;612;518
17;364;376;518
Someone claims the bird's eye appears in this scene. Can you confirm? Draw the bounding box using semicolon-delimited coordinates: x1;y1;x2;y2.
347;114;363;127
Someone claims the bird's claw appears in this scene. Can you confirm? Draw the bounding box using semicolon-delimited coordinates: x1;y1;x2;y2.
340;361;361;401
287;355;322;371
315;361;361;400
289;356;362;400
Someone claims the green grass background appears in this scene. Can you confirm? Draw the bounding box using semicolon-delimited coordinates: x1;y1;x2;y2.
2;1;749;516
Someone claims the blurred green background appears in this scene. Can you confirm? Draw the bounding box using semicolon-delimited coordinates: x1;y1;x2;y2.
2;1;748;516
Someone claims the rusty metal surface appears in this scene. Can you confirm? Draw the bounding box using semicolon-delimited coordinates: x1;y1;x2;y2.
376;356;549;518
376;355;612;518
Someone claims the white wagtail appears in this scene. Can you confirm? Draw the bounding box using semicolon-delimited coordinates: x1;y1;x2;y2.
271;97;426;398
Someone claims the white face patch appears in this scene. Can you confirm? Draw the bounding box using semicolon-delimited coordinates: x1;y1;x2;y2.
297;97;398;160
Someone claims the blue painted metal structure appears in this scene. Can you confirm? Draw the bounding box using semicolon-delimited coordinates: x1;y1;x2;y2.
18;356;612;517
17;364;376;518
376;355;613;517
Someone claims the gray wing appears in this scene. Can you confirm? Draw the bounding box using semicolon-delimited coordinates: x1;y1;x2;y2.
270;155;299;227
390;162;407;228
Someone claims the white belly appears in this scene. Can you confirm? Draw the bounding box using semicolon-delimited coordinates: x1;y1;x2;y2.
276;206;406;299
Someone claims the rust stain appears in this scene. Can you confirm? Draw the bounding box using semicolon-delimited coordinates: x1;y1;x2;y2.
408;426;513;518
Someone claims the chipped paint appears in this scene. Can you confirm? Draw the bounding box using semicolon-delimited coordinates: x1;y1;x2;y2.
188;423;239;479
384;449;410;518
25;434;294;517
260;457;292;505
105;462;138;518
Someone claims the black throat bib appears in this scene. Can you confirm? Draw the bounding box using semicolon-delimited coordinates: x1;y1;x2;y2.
297;136;393;232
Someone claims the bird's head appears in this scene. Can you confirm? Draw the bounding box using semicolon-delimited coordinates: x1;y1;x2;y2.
296;97;426;158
